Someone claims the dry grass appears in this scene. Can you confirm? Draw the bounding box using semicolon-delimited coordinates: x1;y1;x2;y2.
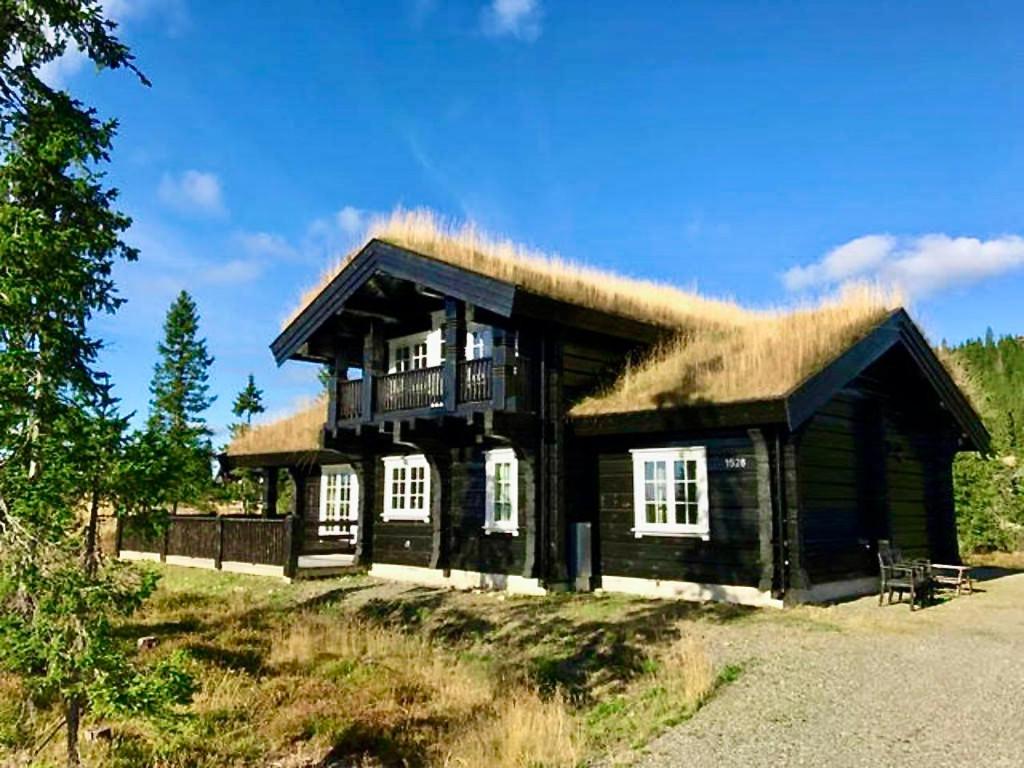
6;569;731;768
585;629;718;764
573;284;902;415
284;207;754;331
226;395;327;456
966;551;1024;570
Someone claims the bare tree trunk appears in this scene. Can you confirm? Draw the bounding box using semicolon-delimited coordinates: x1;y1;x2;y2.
65;695;81;768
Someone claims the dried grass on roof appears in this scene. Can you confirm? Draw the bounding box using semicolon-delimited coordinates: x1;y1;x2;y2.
283;208;754;331
571;285;904;416
226;396;326;455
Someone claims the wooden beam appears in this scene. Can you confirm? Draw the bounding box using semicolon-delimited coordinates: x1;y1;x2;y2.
262;468;279;518
443;297;466;412
361;319;385;423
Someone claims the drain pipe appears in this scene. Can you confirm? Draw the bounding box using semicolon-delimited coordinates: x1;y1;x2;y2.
773;429;789;599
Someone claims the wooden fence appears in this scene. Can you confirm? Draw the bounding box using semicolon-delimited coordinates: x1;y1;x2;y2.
118;514;300;577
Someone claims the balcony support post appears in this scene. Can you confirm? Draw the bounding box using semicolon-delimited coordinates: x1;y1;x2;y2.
327;348;348;434
492;326;508;411
443;297;466;412
361;320;386;423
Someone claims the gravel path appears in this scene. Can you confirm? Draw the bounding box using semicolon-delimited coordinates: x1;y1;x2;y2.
635;570;1024;768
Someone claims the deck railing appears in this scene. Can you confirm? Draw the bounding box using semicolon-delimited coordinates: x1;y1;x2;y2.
376;365;444;412
458;357;492;403
337;378;363;420
332;355;535;422
118;514;301;574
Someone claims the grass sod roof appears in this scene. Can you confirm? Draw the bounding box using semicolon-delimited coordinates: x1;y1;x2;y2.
571;284;903;416
226;396;327;456
283;208;757;332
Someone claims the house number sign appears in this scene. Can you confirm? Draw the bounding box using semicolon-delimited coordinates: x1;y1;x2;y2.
710;456;748;471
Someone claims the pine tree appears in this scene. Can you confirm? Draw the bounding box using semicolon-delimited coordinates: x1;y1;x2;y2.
0;3;191;764
147;291;216;511
232;373;265;428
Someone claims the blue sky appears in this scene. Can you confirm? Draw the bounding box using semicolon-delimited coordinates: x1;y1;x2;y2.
54;0;1024;440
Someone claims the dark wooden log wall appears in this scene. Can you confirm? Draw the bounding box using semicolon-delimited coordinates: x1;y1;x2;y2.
371;453;436;568
447;445;529;575
795;347;962;586
594;431;766;587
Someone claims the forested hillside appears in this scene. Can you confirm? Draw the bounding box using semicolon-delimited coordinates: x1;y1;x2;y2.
950;331;1024;552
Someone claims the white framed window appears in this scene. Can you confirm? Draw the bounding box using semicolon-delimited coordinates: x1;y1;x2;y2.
319;465;359;538
630;447;709;539
393;346;411;372
484;448;519;535
382;454;431;522
411;341;428;369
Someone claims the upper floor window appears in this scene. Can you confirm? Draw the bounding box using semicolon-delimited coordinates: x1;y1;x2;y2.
484;448;518;535
630;447;709;539
382;454;431;522
319;465;358;538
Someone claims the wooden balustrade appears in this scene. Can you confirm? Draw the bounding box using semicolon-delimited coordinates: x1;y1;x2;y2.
329;355;535;422
375;365;444;412
458;357;493;403
337;378;363;420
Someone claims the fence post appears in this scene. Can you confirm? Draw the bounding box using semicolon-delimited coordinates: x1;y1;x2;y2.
114;516;124;559
215;517;225;570
283;515;301;579
160;519;170;563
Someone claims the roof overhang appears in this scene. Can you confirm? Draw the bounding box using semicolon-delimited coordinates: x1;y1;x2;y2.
271;239;518;365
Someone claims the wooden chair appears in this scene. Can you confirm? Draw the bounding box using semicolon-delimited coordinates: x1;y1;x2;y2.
878;540;932;610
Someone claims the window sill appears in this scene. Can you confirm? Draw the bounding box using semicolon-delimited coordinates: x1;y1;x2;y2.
632;528;710;541
483;526;519;536
381;513;430;523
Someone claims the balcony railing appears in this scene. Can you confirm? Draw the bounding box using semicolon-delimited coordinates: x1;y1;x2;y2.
376;365;444;412
458;357;492;403
331;356;534;423
337;379;363;420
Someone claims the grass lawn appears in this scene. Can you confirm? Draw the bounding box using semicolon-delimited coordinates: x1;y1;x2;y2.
2;565;755;767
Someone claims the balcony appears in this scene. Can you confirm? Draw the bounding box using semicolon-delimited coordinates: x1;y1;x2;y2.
329;356;534;426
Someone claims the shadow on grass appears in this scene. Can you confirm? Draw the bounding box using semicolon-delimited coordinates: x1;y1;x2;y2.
356;588;447;628
183;642;265;674
319;722;428;768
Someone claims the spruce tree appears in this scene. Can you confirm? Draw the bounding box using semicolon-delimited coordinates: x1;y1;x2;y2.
232;373;265;428
148;291;216;511
0;3;191;764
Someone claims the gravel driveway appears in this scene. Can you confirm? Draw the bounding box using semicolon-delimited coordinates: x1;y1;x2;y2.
635;570;1024;768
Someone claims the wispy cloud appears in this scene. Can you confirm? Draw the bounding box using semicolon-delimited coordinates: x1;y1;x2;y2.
158;170;226;217
200;258;265;284
783;233;1024;298
305;205;372;260
235;231;300;261
482;0;542;41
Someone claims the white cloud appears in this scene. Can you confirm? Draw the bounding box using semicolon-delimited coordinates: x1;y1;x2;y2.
482;0;542;41
305;205;373;260
158;170;226;216
235;231;299;261
783;235;895;292
200;258;264;284
783;233;1024;298
336;205;365;236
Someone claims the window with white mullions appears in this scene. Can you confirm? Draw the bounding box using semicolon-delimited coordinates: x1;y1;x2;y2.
631;447;709;539
382;455;431;522
484;448;519;534
319;465;359;539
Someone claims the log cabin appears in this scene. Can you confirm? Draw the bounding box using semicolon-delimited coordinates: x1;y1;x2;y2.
220;212;989;606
